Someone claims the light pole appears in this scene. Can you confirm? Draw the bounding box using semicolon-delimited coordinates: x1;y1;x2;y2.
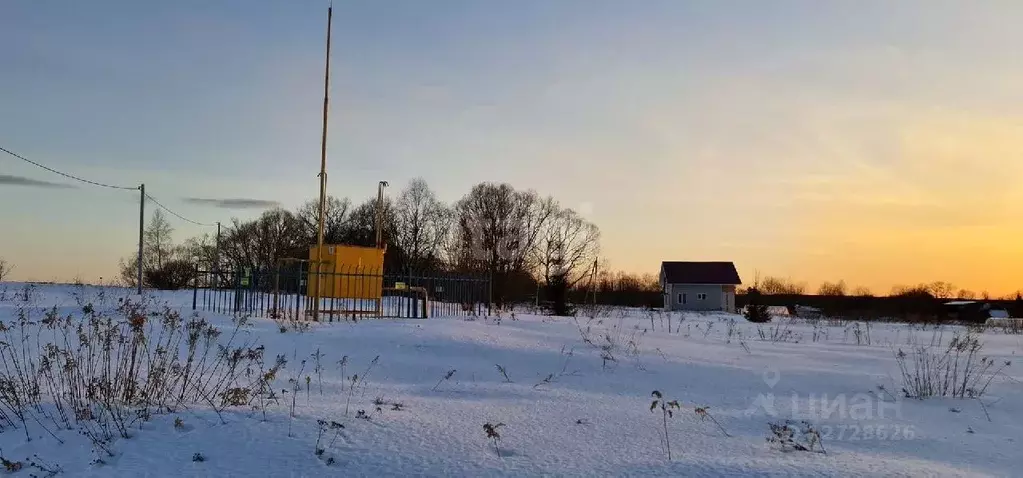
312;3;333;322
376;180;389;249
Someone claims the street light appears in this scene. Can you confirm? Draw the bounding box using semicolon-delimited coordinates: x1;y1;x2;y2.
376;180;389;249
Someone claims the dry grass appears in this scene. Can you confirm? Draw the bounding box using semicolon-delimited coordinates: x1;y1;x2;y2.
0;295;270;456
895;332;1011;399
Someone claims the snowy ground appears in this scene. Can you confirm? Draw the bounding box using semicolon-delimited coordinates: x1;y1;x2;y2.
0;283;1020;477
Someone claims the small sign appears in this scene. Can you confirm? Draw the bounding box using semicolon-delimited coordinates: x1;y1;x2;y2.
395;282;407;290
240;277;250;286
435;286;444;293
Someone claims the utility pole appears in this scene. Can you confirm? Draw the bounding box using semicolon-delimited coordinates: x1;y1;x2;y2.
313;3;333;322
137;184;145;295
214;221;221;288
376;180;388;249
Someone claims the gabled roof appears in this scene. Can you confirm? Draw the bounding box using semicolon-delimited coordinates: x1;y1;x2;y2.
661;261;741;285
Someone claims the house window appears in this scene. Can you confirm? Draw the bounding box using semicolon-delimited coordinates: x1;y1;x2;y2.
697;293;707;300
678;293;683;304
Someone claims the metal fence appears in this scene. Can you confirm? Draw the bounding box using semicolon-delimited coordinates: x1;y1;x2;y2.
191;264;491;321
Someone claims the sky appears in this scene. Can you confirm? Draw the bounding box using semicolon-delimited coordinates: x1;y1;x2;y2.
2;1;1022;296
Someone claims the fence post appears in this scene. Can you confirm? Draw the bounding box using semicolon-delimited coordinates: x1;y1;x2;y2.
407;268;413;318
273;263;280;317
192;264;199;311
487;269;493;317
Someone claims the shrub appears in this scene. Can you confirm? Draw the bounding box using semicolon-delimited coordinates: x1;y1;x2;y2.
756;323;801;343
0;299;268;451
743;288;771;323
1010;294;1023;320
767;420;826;454
144;259;197;290
895;332;1011;399
576;312;644;370
543;271;576;317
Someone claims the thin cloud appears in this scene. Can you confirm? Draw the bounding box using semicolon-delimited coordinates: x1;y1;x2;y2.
0;174;75;189
183;197;280;209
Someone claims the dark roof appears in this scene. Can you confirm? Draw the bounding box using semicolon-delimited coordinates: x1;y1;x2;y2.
661;261;741;285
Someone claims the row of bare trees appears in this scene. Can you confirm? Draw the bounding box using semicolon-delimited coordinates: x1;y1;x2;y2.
119;179;602;303
746;275;1019;301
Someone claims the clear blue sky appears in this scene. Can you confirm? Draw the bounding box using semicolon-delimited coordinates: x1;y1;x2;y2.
3;1;1023;295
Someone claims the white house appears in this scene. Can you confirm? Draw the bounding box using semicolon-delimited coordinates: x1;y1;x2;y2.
660;261;742;313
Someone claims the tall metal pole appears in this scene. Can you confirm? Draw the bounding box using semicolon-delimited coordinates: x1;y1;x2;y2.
214;221;221;288
313;3;333;322
137;184;145;294
375;180;388;249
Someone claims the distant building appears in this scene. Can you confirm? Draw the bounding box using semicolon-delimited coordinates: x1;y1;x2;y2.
942;300;1006;323
659;261;741;313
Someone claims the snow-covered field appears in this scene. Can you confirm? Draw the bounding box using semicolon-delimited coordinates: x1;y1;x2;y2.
0;283;1020;477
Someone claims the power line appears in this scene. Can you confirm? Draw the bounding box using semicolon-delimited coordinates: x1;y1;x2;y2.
144;193;216;227
0;144;139;191
2;143;217;228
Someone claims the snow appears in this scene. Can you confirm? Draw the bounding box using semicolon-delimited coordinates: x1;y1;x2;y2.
0;283;1021;477
988;310;1010;319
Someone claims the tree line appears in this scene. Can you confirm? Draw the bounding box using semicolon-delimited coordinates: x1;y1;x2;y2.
118;179;601;308
748;275;1020;301
742;275;1023;320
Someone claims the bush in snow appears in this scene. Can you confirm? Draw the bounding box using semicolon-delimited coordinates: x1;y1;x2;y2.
143;259;196;290
543;268;576;317
743;288;771;323
767;420;826;454
895;332;1010;399
0;298;270;457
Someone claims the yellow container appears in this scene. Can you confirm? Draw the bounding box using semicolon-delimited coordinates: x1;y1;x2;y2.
307;244;385;299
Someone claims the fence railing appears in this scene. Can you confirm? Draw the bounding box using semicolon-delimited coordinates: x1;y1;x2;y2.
191;265;491;321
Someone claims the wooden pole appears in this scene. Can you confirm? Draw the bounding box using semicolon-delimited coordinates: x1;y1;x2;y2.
376;180;388;248
137;184;145;294
313;3;333;321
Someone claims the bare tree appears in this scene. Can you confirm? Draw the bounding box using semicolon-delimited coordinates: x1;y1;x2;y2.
515;192;559;273
927;281;956;300
0;258;11;282
760;276;807;295
180;233;218;270
220;208;305;272
817;280;847;296
956;289;977;300
119;210;179;287
851;286;873;297
393;178;452;270
454;183;556;303
296;196;351;244
144;210;175;269
533;206;600;287
345;197;396;249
